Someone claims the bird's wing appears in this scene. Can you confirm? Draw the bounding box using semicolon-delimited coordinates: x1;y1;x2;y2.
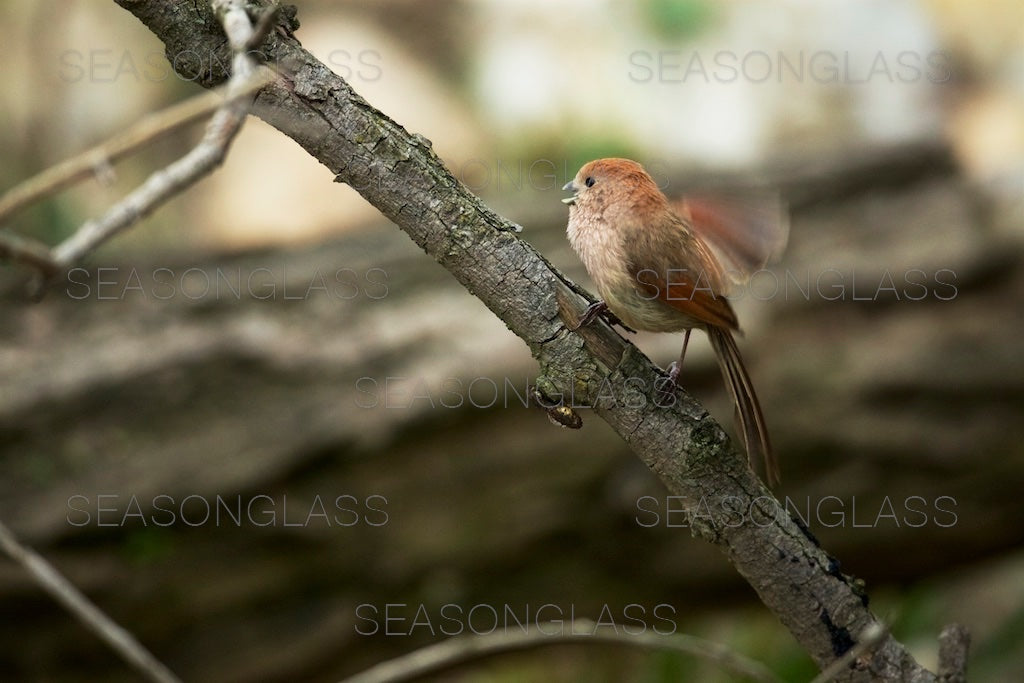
671;193;789;289
624;213;739;331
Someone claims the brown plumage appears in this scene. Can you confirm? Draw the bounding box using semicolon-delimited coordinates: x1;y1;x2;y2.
562;158;785;486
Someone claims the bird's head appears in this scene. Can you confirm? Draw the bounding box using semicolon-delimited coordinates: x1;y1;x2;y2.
562;158;662;215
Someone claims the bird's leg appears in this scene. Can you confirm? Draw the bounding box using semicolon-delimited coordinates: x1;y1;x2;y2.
656;330;691;407
666;329;692;388
571;301;636;333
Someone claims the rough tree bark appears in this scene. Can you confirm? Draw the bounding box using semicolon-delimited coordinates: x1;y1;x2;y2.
95;1;960;679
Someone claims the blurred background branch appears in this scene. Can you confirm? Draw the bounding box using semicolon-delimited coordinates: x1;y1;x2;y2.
0;5;273;295
340;618;781;683
0;518;181;683
0;77;266;230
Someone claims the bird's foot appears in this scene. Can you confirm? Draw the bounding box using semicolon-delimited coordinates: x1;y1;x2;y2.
654;361;682;407
571;301;636;333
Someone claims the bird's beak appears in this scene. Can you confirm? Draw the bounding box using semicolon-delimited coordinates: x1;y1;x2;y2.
561;180;576;205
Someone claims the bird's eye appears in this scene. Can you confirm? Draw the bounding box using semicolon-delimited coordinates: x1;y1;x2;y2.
585;176;595;188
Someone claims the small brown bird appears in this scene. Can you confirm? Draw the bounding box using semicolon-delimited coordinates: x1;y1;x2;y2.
562;158;787;485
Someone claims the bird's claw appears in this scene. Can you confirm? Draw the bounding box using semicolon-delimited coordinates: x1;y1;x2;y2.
571;301;636;333
653;363;681;407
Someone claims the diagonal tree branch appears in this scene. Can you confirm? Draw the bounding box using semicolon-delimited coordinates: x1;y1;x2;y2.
0;519;181;683
92;1;956;680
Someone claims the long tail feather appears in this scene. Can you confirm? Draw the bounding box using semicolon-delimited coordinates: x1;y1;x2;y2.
706;326;778;486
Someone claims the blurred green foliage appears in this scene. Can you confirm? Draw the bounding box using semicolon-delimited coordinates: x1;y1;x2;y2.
641;0;715;42
122;527;175;565
972;601;1024;680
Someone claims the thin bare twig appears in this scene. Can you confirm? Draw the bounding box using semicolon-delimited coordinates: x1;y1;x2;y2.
339;618;780;683
0;519;181;683
50;0;265;269
0;73;270;228
0;0;277;295
245;2;282;49
0;229;59;276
